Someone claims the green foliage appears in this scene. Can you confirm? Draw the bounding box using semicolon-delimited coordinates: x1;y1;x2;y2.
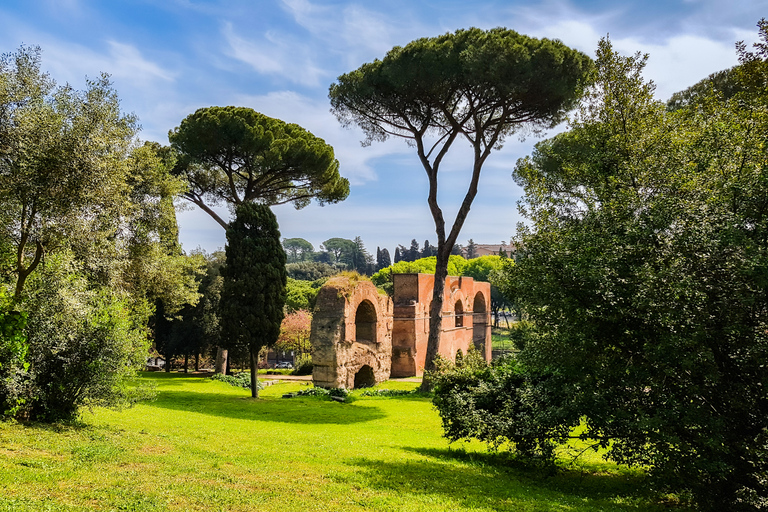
20;254;153;421
169;106;349;228
431;351;573;461
220;203;287;397
360;388;415;397
210;372;263;390
0;45;138;301
285;278;323;313
0;288;28;416
286;261;338;281
502;34;768;510
291;353;313;376
294;385;349;398
371;255;468;291
283;238;314;263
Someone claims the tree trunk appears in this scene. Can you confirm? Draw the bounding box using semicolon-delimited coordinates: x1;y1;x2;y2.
195;353;200;372
183;353;188;373
215;347;228;374
249;347;259;399
419;249;450;392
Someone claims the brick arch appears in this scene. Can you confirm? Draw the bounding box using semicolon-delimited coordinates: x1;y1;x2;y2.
473;291;490;354
310;275;392;389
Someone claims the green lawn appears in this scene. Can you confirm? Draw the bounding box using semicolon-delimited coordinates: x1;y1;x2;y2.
0;372;688;511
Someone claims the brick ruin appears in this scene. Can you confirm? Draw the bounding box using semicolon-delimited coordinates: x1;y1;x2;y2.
310;273;491;389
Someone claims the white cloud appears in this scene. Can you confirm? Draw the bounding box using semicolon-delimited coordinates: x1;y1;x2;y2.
222;22;328;87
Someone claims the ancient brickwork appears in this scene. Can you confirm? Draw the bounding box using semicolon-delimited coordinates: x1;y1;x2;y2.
310;275;393;389
391;273;491;377
311;273;491;389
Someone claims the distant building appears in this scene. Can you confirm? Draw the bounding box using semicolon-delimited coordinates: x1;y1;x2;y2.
472;241;516;257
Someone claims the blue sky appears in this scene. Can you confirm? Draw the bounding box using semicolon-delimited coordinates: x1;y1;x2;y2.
1;0;764;255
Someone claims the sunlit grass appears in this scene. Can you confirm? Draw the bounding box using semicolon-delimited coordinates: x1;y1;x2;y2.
0;372;689;511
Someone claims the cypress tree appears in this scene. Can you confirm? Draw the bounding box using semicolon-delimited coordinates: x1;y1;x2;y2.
220;203;287;398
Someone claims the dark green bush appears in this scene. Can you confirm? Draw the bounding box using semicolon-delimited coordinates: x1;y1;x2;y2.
291;354;313;376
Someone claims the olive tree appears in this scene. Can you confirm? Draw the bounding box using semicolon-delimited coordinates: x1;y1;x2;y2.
329;28;592;385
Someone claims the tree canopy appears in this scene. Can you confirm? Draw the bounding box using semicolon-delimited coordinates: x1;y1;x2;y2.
329;27;592;384
169;106;350;229
480;31;768;509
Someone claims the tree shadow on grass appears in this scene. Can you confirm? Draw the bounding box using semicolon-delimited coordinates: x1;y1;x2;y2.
343;447;691;511
145;387;386;425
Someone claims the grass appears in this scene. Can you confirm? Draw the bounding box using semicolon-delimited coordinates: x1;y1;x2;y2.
0;372;690;511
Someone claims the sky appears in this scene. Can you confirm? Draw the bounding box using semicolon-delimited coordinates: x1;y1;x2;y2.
1;0;765;256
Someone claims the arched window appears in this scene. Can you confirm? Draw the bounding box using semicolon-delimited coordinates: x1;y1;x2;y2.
473;292;488;351
454;300;464;327
355;300;377;343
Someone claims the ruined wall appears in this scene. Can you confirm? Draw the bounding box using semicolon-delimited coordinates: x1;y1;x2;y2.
310;275;393;389
311;273;491;388
391;274;491;377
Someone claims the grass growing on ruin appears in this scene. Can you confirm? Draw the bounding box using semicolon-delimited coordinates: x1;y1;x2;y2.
0;372;689;511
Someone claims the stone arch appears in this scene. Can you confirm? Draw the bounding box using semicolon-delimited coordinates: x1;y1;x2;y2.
355;299;377;344
354;364;375;388
473;291;488;353
454;299;464;327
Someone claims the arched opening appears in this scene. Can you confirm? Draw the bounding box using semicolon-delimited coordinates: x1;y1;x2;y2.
473;292;488;353
355;300;377;344
454;300;464;327
354;365;375;388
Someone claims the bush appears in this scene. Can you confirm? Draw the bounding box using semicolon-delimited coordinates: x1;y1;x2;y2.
19;258;154;422
291;353;313;376
430;349;574;462
211;372;264;390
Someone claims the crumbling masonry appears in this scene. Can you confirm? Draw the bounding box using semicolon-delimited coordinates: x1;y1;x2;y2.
310;273;491;389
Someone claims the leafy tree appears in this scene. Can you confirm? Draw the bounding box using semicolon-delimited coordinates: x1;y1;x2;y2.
285;277;323;313
330;27;591;387
21;253;151;421
220;203;286;398
283;238;314;263
169;106;346;368
0;46;137;301
320;237;355;267
351;236;374;274
393;246;402;264
276;310;312;356
169;106;349;229
0;288;28;416
496;33;768;509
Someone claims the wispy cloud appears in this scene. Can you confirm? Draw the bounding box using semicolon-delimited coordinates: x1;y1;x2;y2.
222;22;328;87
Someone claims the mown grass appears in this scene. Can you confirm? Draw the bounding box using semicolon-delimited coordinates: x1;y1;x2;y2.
0;372;689;511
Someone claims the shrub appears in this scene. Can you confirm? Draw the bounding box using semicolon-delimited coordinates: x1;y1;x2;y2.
20;258;153;422
430;350;573;462
291;353;313;376
211;372;263;390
